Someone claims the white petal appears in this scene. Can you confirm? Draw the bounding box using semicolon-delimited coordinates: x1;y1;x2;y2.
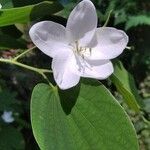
75;58;114;79
88;27;128;60
29;21;69;58
66;0;97;46
52;50;80;90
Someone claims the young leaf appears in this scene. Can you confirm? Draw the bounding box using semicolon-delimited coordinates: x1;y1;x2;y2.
110;61;142;112
31;79;139;150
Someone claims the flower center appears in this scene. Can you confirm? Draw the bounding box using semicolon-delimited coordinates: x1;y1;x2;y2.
69;41;93;73
73;41;92;58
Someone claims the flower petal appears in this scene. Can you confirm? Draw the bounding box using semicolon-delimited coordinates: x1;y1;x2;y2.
66;0;97;46
87;27;128;60
52;50;80;90
29;21;68;58
75;58;113;79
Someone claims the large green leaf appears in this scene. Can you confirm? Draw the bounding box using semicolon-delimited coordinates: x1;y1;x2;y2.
110;61;142;112
31;79;139;150
0;1;63;27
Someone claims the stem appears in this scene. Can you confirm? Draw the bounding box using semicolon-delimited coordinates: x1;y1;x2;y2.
103;10;113;27
0;58;54;87
40;71;54;88
13;46;36;61
0;58;52;74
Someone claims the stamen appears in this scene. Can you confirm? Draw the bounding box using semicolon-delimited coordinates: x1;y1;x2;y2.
75;41;79;52
81;54;84;59
74;41;92;57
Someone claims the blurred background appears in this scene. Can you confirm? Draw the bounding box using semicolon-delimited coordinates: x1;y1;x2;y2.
0;0;149;149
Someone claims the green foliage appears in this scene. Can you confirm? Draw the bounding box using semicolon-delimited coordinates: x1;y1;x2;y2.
0;0;149;149
0;1;63;50
125;15;150;30
0;90;18;111
0;0;13;9
0;1;63;27
0;0;58;8
0;126;25;150
143;98;150;114
58;2;76;18
0;90;23;113
96;0;150;29
31;80;139;150
0;32;26;49
110;61;143;112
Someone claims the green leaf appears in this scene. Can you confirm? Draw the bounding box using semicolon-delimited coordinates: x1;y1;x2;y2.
0;126;25;150
110;61;142;112
31;79;139;150
114;10;127;25
57;2;76;18
0;32;26;49
126;15;150;30
0;1;63;27
12;0;53;7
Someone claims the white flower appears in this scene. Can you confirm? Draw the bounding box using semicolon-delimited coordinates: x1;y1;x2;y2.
0;4;2;9
29;0;128;90
1;111;14;123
